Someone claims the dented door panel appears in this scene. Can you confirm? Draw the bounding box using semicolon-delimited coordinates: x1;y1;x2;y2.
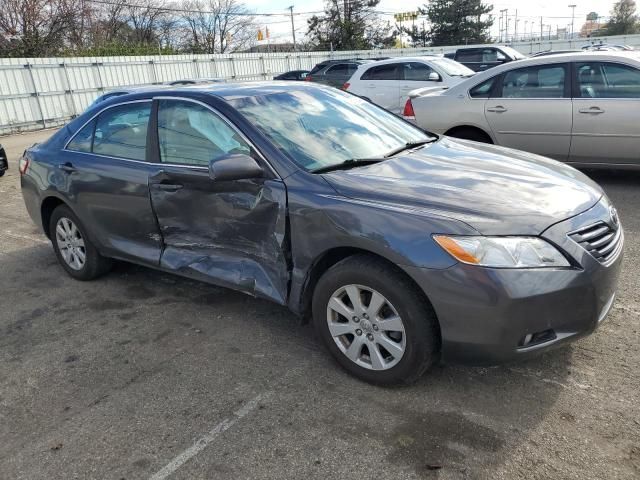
149;166;289;304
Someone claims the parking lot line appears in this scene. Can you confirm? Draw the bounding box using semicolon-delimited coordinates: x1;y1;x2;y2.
148;392;269;480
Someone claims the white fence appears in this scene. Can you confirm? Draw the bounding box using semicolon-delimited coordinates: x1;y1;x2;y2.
1;34;640;135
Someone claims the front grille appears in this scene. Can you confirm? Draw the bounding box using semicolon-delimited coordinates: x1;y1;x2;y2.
569;221;623;263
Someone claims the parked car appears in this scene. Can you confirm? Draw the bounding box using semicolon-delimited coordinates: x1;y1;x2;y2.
531;49;581;57
274;70;310;81
20;82;622;385
404;51;640;169
304;59;373;88
445;46;526;71
0;144;7;177
166;78;226;85
345;56;475;114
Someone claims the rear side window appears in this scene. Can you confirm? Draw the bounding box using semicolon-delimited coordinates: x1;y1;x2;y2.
361;64;399;80
92;102;151;161
326;63;357;75
469;78;496;98
456;50;482;63
501;65;567;98
67;120;95;153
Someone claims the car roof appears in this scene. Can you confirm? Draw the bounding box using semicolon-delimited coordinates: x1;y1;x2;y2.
356;56;442;68
439;50;640;95
98;81;342;105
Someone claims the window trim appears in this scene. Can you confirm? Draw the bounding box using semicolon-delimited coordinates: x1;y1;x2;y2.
152;96;280;178
493;62;571;99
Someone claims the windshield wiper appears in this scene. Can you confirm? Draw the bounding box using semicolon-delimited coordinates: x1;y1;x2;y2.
384;139;435;158
311;158;383;174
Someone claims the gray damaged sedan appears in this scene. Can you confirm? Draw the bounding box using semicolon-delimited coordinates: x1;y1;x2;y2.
20;82;623;385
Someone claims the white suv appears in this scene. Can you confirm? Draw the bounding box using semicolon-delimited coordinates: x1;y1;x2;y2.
345;56;475;114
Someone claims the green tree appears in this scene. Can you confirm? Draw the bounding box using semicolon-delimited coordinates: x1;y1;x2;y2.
606;0;640;35
422;0;494;47
307;0;394;50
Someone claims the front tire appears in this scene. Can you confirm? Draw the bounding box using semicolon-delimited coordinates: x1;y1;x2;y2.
49;205;112;280
312;255;439;385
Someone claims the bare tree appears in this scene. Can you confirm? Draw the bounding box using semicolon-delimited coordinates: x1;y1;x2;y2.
126;0;168;45
180;0;255;53
0;0;80;56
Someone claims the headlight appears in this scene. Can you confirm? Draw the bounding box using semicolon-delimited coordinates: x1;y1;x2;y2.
433;235;570;268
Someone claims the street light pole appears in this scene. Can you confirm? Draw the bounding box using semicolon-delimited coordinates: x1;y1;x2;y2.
568;4;576;38
288;5;296;51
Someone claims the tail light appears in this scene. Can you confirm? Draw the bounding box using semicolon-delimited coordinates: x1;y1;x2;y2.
304;75;312;82
19;156;30;175
342;82;350;91
402;99;415;119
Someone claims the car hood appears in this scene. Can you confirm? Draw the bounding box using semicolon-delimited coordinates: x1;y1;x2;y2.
322;137;603;235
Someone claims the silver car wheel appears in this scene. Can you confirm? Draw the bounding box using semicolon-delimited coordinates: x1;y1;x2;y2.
327;284;406;370
55;217;86;271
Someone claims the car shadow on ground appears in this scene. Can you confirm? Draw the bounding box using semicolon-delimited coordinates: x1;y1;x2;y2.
0;243;576;478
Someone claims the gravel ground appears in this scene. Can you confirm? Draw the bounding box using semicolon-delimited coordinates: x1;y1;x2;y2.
0;129;638;480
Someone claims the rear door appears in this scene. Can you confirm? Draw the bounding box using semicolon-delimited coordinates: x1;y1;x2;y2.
357;63;401;112
484;62;572;161
570;61;640;166
147;97;290;304
63;100;162;264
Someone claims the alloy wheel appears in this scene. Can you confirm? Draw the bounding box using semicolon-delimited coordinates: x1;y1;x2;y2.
326;284;406;370
55;217;86;271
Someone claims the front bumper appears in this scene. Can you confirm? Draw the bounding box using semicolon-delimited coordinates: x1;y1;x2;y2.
0;145;7;173
405;198;624;365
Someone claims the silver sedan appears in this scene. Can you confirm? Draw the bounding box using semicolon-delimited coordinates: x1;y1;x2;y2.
405;51;640;169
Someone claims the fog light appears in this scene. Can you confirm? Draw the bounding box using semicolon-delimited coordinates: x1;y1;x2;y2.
519;329;556;347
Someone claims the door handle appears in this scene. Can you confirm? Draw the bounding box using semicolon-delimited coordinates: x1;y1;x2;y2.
57;162;76;173
579;107;605;114
487;106;508;113
156;183;183;192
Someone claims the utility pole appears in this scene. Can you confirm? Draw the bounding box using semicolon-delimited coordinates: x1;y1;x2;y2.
568;4;576;38
514;9;518;42
540;17;543;41
288;5;296;51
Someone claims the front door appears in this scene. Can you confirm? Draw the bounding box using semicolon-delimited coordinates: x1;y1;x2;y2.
399;62;442;114
148;98;290;304
484;62;572;161
358;63;401;112
571;61;640;166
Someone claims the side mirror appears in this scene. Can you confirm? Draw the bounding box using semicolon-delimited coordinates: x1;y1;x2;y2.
428;72;441;82
209;153;264;181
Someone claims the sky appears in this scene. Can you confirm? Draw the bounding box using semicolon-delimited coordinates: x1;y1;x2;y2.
242;0;618;43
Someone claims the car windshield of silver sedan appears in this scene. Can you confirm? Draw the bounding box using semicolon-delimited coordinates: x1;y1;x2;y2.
230;88;434;172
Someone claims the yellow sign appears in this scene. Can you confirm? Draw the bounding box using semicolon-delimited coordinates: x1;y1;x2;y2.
394;11;419;22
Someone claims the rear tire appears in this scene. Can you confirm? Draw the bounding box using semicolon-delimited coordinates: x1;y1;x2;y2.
49;205;113;280
0;170;5;177
446;127;493;143
312;254;439;385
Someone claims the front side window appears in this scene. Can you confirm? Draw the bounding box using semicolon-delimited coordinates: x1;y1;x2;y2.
361;64;399;81
501;64;566;98
157;99;250;166
92;102;151;161
230;88;433;172
403;62;436;81
577;62;640;98
469;78;496;98
67;119;95;153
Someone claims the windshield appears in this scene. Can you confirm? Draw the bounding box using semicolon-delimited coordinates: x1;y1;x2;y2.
431;58;475;76
501;46;527;60
230;87;433;172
